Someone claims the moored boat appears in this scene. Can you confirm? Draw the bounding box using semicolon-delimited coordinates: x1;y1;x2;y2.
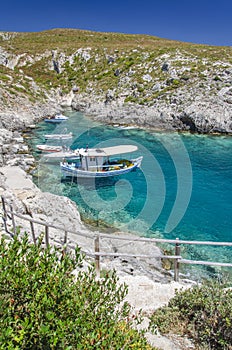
42;149;80;161
36;144;64;153
44;132;73;140
44;114;69;123
60;145;143;178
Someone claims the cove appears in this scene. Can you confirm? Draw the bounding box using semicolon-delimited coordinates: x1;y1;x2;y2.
28;111;232;278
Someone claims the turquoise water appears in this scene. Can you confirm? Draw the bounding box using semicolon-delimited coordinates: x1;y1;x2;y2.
28;111;232;277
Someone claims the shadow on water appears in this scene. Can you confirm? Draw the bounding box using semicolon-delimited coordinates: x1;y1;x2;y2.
61;176;118;190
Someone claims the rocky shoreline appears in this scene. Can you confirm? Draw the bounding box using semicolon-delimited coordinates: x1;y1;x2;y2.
0;102;199;349
0;98;231;249
0;94;229;176
1;31;232;136
71;91;232;135
0;102;172;280
0;98;201;286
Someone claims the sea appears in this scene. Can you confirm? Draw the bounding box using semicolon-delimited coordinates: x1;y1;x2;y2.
27;111;232;280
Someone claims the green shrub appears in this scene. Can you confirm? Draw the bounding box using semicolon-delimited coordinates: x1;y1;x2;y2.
149;280;232;349
0;233;154;349
213;75;222;81
124;96;138;103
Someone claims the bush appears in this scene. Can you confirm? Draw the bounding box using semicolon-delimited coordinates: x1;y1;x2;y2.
149;280;232;349
0;234;154;349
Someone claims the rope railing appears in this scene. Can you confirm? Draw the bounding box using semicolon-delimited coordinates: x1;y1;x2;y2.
1;196;232;282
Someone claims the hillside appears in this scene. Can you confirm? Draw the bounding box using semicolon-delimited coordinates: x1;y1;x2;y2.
0;28;232;133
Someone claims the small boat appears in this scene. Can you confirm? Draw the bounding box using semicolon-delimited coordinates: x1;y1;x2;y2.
36;144;64;153
44;114;69;123
117;125;137;130
44;132;73;140
60;145;143;178
43;149;80;161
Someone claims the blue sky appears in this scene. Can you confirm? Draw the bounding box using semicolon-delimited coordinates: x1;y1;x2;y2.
0;0;231;46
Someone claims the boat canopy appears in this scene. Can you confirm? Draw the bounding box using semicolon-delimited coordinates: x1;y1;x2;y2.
79;145;138;157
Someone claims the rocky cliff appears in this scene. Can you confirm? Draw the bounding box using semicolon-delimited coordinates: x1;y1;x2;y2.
0;29;232;134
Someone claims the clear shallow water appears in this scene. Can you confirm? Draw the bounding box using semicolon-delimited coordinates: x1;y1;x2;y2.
28;111;232;278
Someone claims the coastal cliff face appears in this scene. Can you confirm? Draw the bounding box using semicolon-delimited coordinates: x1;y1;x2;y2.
0;29;231;134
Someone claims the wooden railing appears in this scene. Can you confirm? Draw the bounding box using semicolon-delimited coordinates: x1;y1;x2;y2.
1;196;232;282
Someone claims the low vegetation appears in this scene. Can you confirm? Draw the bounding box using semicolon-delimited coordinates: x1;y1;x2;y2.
0;29;232;107
0;233;155;349
149;280;232;349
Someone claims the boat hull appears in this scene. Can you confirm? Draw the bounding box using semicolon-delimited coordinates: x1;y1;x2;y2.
36;145;63;153
61;156;143;178
44;133;73;140
44;119;66;123
44;114;68;123
43;150;79;160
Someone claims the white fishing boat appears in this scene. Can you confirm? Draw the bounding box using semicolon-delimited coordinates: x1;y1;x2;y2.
117;125;137;130
36;144;64;153
44;114;69;123
43;149;80;161
60;145;143;178
44;132;73;140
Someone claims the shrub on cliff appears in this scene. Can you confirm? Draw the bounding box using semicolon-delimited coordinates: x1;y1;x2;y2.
149;280;232;349
0;234;153;349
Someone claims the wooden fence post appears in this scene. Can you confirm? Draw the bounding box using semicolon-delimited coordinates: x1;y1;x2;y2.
94;235;100;277
174;238;181;282
45;225;49;248
1;196;8;233
30;221;36;245
10;205;17;236
63;231;68;254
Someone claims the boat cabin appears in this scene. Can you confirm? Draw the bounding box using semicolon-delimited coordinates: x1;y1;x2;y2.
78;145;138;172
